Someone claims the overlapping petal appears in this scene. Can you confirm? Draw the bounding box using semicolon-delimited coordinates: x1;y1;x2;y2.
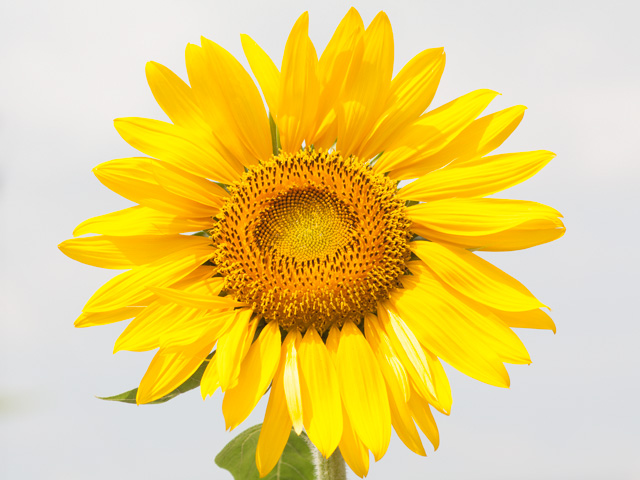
74;307;143;328
410;241;546;311
377;303;438;401
81;239;214;312
145;61;210;131
114;117;244;184
309;7;364;149
358;47;446;160
337;12;394;158
59;234;207;270
282;329;304;434
186;38;271;163
72;205;212;237
222;321;281;429
336;320;391;460
373;89;499;178
338;403;370;477
298;328;343;458
398;150;555;201
113;274;224;352
408;198;565;251
241;34;280;118
391;268;531;386
492;308;557;333
216;309;257;391
137;335;215;405
256;359;292;477
276;12;320;152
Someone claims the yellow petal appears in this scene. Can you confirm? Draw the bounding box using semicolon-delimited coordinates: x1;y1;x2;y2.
241;34;280;117
59;234;208;269
364;317;426;454
93;157;216;217
115;303;198;352
200;354;220;399
158;308;237;349
222;321;282;430
435;105;527;168
408;198;565;251
407;385;440;450
369;308;452;415
145;61;209;131
73;205;212;237
358;47;446;159
299;328;343;458
114;275;222;352
309;7;364;147
367;312;452;415
184;43;255;166
403;268;531;365
318;8;364;88
377;302;438;402
150;160;228;208
74;307;143;328
390;273;515;387
282;329;304;434
364;313;410;402
422;348;452;415
373;89;498;178
387;384;425;456
338;11;394;158
410;241;546;311
195;37;272;162
256;365;292;478
336;320;390;460
82;240;213;312
114;117;243;184
338;403;370;478
216;309;256;391
148;285;244;310
277;12;320;152
492;308;557;333
398;150;555;202
325;324;341;365
136;336;214;404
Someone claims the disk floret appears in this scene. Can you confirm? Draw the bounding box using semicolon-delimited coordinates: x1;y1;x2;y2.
212;149;411;332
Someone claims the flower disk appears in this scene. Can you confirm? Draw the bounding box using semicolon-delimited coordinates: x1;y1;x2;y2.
212;149;411;332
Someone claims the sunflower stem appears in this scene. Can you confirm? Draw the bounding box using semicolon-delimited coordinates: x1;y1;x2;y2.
304;436;347;480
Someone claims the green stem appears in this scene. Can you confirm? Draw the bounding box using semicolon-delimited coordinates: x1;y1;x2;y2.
304;436;347;480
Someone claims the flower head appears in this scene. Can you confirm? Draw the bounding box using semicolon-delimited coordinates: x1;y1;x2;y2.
60;8;564;477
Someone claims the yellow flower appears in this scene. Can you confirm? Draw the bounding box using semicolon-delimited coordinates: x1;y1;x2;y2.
59;8;564;478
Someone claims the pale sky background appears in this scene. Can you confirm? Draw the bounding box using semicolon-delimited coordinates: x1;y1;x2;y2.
1;0;639;479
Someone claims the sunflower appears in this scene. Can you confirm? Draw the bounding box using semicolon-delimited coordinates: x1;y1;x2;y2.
59;8;564;478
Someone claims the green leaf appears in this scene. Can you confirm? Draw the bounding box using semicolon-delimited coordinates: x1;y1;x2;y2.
216;424;316;480
97;353;214;405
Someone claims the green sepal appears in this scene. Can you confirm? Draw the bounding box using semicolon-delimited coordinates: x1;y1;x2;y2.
97;352;214;405
216;424;316;480
269;113;281;156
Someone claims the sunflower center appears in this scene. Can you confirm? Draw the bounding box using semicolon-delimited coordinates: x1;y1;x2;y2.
254;187;357;262
212;149;411;333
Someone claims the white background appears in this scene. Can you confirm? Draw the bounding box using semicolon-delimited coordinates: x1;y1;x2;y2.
1;0;638;479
